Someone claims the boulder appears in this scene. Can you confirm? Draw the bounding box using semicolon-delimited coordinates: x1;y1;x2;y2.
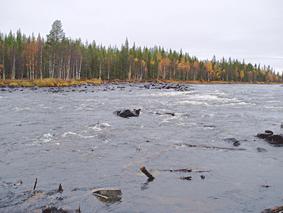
256;130;283;146
265;134;283;146
257;130;273;139
257;147;267;152
115;109;141;118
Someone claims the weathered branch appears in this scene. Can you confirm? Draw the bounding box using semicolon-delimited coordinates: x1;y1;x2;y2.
33;178;37;191
140;166;155;181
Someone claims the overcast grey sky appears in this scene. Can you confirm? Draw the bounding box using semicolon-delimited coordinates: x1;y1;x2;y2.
1;0;283;72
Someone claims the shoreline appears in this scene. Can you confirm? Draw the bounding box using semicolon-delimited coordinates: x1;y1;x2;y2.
0;79;282;88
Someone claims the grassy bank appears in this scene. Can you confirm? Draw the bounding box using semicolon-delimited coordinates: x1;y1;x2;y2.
0;79;281;87
0;79;102;87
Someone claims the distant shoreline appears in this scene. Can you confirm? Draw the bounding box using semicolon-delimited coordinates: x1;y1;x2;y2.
0;79;282;88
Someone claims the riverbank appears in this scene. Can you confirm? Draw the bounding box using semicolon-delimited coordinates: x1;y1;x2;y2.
0;79;282;87
0;79;102;87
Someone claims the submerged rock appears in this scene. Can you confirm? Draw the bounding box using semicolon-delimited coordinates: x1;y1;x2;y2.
155;112;175;116
42;206;80;213
257;147;267;152
257;130;273;139
262;205;283;213
180;176;192;181
92;188;122;203
265;134;283;146
257;130;283;146
143;83;191;91
42;206;68;213
115;109;141;118
223;138;241;147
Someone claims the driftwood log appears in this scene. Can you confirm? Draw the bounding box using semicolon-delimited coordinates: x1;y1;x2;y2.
140;166;155;181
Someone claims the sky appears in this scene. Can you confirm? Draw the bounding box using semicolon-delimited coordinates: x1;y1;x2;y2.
1;0;283;72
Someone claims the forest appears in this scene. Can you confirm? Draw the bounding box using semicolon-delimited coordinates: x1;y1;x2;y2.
0;20;282;83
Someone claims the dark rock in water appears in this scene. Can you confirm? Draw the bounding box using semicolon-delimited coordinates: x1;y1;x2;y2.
257;130;273;139
13;180;23;186
115;109;141;118
261;184;271;188
57;184;63;193
42;206;68;213
30;87;38;91
180;176;192;181
257;130;283;146
265;130;274;134
224;138;240;146
155;112;175;116
164;112;175;116
200;175;205;180
262;205;283;213
257;147;267;152
233;141;241;147
48;88;64;93
265;134;283;146
143;83;191;91
41;204;81;212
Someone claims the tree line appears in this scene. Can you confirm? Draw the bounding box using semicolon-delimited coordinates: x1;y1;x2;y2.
0;20;282;82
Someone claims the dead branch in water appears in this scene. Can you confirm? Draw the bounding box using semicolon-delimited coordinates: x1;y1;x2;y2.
33;178;37;191
140;166;155;181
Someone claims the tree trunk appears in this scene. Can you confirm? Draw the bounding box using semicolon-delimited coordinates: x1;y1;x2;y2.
40;45;43;80
66;55;71;80
78;56;82;80
11;52;16;80
128;62;131;81
2;55;5;80
163;66;166;80
107;59;111;80
99;61;102;80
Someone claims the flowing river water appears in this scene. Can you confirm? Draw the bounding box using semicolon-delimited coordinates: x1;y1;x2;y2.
0;84;283;213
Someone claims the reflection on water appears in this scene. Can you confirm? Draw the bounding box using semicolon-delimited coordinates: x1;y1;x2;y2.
0;84;283;212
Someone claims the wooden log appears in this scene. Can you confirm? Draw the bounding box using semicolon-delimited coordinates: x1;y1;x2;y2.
140;166;155;181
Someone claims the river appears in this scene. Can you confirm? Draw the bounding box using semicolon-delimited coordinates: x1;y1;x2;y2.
0;84;283;212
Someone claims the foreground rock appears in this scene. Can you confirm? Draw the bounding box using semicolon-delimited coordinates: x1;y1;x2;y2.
257;130;283;146
92;188;122;203
42;206;80;213
262;205;283;213
115;109;141;118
